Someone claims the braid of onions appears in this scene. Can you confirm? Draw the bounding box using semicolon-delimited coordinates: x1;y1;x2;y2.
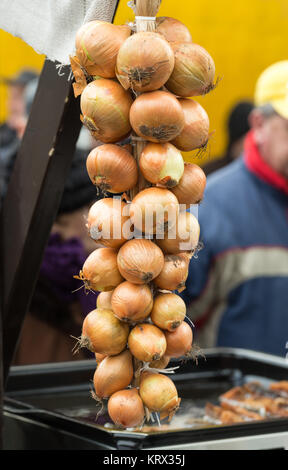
70;0;217;430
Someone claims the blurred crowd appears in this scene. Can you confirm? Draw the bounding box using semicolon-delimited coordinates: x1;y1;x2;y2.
1;60;288;365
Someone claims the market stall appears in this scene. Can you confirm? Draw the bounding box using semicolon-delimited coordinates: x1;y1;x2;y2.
1;0;288;451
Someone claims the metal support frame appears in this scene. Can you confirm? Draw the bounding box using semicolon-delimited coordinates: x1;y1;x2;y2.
0;60;82;383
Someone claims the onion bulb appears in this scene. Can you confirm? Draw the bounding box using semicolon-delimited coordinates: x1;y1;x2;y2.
171;163;206;206
116;32;174;92
129;187;179;236
108;388;145;428
86;144;138;193
129;90;184;143
93;349;133;398
111;281;153;323
79;247;123;292
165;321;193;357
79;308;129;355
154;253;190;292
156;17;192;43
156;211;200;254
96;291;113;310
151;293;186;331
171;99;210;152
149;355;170;369
139;143;184;188
95;353;106;364
128;324;167;362
75;21;131;77
117;239;164;284
165;43;216;97
87;198;131;250
139;372;180;419
80;79;132;143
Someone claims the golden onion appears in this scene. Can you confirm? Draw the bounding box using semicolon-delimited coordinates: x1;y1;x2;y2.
87;198;131;250
75;21;131;77
86;144;138;193
151;293;186;331
165;42;216;97
129;187;179;236
80;79;132;143
139;142;184;188
117;239;164;284
111;281;153;323
156;211;200;254
128;323;167;362
171;99;210;152
116;31;174;92
129;90;185;143
80;247;123;292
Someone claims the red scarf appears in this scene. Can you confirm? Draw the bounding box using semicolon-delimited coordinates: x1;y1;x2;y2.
244;130;288;196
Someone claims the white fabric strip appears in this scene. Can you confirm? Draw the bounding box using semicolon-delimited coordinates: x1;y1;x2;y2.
0;0;118;64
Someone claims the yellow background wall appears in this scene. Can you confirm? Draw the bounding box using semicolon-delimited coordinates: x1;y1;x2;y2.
1;0;288;163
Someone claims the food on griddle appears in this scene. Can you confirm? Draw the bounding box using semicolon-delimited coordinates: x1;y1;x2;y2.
205;381;288;425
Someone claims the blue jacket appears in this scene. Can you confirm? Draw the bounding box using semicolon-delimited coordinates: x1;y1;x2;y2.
181;155;288;357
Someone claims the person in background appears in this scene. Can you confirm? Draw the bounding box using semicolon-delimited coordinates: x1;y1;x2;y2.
203;100;254;175
0;69;39;203
13;148;99;365
181;61;288;357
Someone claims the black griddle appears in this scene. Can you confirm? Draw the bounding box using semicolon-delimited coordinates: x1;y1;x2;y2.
3;348;288;450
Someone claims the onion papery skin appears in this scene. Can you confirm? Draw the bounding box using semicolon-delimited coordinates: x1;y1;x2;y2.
86;144;138;193
95;353;106;364
96;291;114;310
139;372;180;415
151;293;186;331
171;99;210;152
165;321;193;357
154;253;190;291
108;389;145;428
156;17;192;43
149;355;170;369
75;21;131;78
129;90;185;143
129;187;179;236
82;247;123;292
165;43;216;97
128;324;167;362
81;308;129;355
93;349;133;398
171;163;207;206
87;198;131;250
117;239;164;284
139;142;184;188
111;281;153;323
80;79;132;143
156;211;200;255
116;32;174;92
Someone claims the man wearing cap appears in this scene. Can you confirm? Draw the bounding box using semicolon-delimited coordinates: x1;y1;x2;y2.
181;61;288;357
